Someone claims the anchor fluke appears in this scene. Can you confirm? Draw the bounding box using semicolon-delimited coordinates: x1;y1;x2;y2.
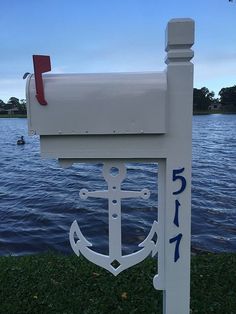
138;220;159;257
70;220;92;257
70;218;159;276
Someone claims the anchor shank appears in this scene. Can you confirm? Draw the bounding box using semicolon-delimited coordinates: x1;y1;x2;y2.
108;188;122;260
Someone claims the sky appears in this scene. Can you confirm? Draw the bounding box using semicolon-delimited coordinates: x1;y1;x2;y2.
0;0;236;102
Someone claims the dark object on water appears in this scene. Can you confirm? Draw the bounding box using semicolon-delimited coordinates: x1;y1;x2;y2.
17;136;25;145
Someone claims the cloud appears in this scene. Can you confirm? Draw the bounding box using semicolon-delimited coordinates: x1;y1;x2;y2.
195;61;236;79
194;54;236;93
51;66;69;74
0;78;25;102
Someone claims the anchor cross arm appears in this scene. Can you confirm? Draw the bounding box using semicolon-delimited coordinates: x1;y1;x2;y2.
79;188;109;200
120;188;150;200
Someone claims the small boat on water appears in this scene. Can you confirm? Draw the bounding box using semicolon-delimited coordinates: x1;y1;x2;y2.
17;136;25;145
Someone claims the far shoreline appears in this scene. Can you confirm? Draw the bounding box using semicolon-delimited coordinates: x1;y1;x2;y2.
0;114;27;118
0;111;236;119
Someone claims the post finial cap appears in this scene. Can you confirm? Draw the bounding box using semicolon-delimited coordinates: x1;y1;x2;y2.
166;18;194;51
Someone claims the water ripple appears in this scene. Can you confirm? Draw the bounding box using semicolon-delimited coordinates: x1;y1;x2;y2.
0;115;235;256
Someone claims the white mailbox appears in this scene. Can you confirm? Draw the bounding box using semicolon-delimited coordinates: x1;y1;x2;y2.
27;19;195;314
27;72;166;135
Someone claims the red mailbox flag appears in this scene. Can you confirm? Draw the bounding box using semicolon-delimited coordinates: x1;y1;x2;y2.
33;55;51;105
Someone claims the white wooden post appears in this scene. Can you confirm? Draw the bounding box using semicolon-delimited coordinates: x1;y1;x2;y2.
153;19;194;314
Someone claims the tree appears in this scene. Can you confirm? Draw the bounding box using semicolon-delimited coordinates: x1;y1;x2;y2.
219;85;236;111
0;99;5;109
193;87;215;111
219;85;236;105
5;97;27;114
18;99;27;114
7;97;20;109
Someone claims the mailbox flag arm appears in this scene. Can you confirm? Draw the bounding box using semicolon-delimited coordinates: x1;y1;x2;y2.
33;55;51;105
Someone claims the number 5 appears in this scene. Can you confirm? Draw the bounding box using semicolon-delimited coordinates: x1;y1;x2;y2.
172;168;186;195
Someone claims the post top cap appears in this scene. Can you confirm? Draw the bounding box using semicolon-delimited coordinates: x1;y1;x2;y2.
166;18;195;49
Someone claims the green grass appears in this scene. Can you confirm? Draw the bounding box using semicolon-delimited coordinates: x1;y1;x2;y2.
0;114;27;118
193;110;236;115
0;253;235;314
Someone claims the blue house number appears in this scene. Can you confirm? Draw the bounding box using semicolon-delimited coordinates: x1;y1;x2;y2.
169;233;183;262
169;167;187;262
172;168;186;195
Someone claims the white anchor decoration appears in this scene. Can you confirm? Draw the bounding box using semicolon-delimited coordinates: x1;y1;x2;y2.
70;161;158;276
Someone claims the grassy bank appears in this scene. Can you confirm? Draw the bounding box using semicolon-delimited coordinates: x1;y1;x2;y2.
193;110;236;115
0;112;235;118
0;114;27;118
0;253;235;314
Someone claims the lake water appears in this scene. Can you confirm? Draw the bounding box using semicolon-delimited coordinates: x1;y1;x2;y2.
0;115;235;256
